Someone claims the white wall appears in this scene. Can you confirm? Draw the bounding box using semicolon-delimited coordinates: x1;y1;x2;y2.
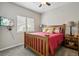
41;2;79;34
0;2;41;50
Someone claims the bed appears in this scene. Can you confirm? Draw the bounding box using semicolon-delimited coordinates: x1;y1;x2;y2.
24;24;66;56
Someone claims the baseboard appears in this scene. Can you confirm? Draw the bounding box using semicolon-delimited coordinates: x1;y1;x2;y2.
0;43;23;52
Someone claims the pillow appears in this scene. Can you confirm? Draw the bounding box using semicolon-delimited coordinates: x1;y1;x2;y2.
46;29;53;33
42;27;48;32
54;27;60;33
46;27;54;33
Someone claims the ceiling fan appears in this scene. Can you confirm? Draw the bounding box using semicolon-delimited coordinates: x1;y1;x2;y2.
39;2;51;7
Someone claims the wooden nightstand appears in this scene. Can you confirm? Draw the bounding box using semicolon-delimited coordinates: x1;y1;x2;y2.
64;34;78;51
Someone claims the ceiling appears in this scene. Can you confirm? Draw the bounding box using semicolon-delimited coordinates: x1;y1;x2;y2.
14;2;69;13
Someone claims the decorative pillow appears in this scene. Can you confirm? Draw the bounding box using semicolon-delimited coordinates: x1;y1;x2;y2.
46;27;54;33
46;29;53;33
43;27;59;33
42;27;48;32
54;27;60;33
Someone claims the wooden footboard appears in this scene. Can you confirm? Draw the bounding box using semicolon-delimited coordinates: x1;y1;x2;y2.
24;32;49;56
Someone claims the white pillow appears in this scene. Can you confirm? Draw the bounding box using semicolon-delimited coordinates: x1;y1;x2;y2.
54;27;60;33
46;28;54;33
42;27;48;32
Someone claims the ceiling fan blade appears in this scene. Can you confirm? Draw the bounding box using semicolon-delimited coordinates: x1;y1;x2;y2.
39;4;42;7
46;2;51;6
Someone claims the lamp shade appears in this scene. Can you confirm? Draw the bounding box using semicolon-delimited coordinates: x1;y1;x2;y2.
69;21;76;27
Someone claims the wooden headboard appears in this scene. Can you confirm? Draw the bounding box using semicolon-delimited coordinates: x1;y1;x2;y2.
43;24;66;34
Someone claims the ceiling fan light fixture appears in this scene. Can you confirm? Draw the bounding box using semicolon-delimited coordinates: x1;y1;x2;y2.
46;2;51;6
39;2;51;7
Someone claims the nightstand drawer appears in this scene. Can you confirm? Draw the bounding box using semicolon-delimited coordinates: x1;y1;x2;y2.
64;34;78;51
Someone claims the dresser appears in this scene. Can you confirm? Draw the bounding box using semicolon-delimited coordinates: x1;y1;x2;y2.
64;34;78;51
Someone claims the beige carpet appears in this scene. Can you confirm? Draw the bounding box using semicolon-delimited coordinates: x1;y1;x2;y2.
56;47;78;56
0;45;78;56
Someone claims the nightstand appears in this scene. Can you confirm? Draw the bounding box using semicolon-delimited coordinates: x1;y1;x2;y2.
64;34;78;51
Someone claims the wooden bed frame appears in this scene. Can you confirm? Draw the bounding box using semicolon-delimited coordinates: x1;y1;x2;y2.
24;24;66;56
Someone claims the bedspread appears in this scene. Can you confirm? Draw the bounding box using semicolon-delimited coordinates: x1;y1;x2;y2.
30;32;64;55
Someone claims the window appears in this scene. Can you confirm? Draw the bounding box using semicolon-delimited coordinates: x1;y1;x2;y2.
17;16;34;32
27;17;34;32
17;16;26;32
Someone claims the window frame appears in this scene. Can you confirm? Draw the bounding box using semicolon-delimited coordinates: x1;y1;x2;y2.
17;16;35;32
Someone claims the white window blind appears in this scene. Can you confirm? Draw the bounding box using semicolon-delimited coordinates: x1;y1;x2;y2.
17;16;26;32
27;17;34;32
17;16;34;32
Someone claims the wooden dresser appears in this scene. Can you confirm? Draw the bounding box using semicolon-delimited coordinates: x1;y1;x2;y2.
64;34;78;51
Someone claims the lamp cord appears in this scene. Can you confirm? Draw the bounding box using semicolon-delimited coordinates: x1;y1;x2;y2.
7;29;15;40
